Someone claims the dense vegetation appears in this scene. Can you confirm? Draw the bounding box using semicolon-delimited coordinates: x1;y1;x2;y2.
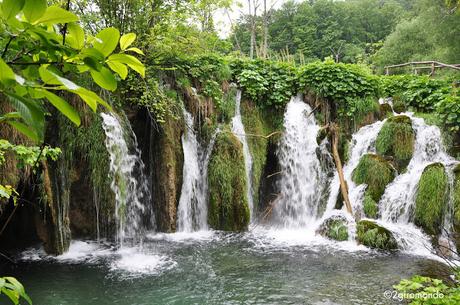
0;0;459;304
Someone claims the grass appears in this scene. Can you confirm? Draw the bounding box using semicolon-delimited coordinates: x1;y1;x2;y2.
352;154;396;202
357;220;398;250
363;192;378;219
414;163;448;236
208;126;250;231
376;115;414;170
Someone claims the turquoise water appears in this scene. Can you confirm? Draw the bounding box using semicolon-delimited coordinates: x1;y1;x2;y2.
3;230;447;305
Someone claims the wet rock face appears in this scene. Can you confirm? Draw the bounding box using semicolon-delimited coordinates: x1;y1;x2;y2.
208;129;250;231
414;162;448;236
130;108;184;233
317;215;349;241
356;220;398;250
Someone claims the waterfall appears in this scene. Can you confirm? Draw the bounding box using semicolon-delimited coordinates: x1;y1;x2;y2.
273;95;325;228
101;113;153;246
177;109;219;232
231;90;255;220
325;120;386;214
379;115;454;223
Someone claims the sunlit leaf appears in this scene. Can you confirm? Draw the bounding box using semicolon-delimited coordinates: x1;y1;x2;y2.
94;27;120;57
90;67;117;91
66;22;85;49
34;6;78;25
119;33;136;50
23;0;46;23
38;89;81;126
125;47;144;55
108;54;145;77
107;61;128;79
2;0;25;20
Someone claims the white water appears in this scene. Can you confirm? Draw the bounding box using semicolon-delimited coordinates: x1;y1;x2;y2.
325;120;386;214
231;90;255;220
101;113;153;246
379;115;455;223
177;109;219;232
273;95;325;228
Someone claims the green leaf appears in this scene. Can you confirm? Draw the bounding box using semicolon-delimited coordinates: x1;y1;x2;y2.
71;87;111;111
66;23;85;49
125;47;144;55
94;27;120;57
34;6;78;25
23;0;46;23
4;91;45;140
7;121;39;142
39;66;79;90
107;61;128;79
119;33;136;50
108;54;145;77
39;89;81;126
90;67;117;91
0;58;16;85
2;0;25;20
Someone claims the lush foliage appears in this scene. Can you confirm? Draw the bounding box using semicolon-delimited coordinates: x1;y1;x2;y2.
0;276;32;305
298;59;379;119
230;58;297;109
415;163;448;235
363;192;378;219
394;274;460;304
0;0;144;142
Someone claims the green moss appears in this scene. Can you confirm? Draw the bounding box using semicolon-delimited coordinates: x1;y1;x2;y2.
376;115;414;170
317;216;349;241
241;100;281;211
379;103;393;119
453;164;460;251
208;127;250;231
357;220;398;250
363;192;378;219
392;99;407;113
414;163;448;236
352;154;396;202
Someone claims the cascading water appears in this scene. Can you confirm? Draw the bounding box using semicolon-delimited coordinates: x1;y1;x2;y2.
273;95;326;228
325;120;386;214
176;109;219;232
231;90;255;220
101;113;153;246
379;115;455;222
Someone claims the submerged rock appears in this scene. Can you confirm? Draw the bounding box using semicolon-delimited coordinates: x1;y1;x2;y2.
356;220;398;250
352;154;397;217
378;103;393;120
317;215;349;241
414;163;448;236
376;115;414;170
208;128;250;231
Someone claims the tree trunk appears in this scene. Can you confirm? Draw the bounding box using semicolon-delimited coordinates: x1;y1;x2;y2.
248;0;255;58
330;123;353;215
262;0;268;58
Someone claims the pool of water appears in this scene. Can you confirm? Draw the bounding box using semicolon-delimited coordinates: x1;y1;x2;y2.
2;228;447;305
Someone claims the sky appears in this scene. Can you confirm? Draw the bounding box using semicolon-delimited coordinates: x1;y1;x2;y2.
213;0;288;38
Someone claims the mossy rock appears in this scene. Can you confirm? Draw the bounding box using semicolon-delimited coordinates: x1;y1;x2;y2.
453;164;460;252
317;215;349;241
356;220;398;250
208;127;250;231
363;192;378;219
392;99;407;114
376;115;414;170
379;103;393;119
414;163;448;236
352;154;397;202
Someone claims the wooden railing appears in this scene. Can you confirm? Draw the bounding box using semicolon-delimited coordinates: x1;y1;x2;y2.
384;61;460;76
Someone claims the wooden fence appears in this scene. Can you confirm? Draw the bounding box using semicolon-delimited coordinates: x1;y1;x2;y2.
384;61;460;76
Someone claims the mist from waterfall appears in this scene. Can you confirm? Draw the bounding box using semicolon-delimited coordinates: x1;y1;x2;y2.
231;90;255;220
176;109;219;232
273;95;326;228
101;113;153;247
